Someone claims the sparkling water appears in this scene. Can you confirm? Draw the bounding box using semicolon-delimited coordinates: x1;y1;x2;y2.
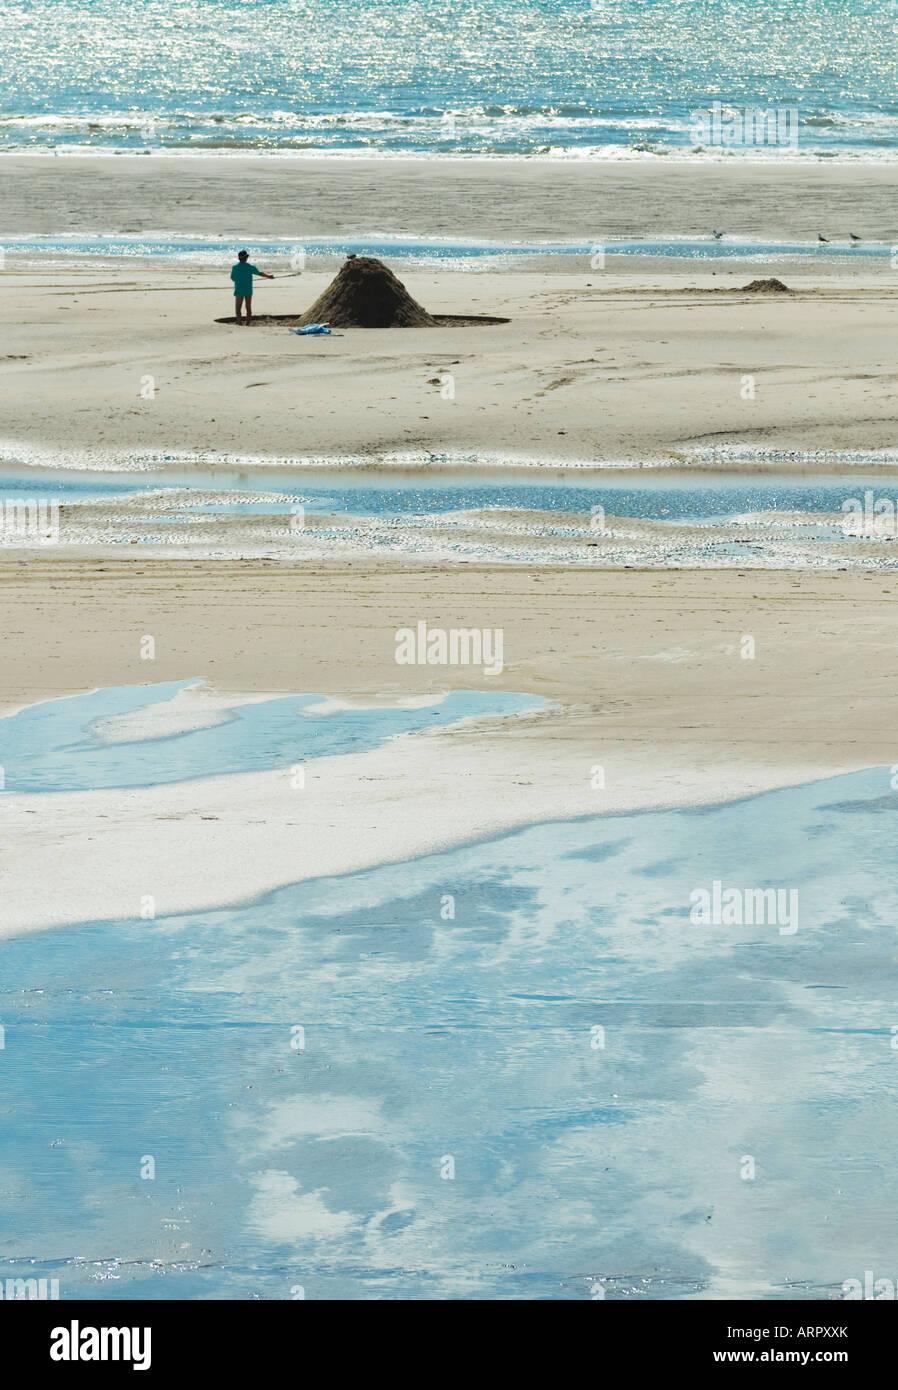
2;0;897;160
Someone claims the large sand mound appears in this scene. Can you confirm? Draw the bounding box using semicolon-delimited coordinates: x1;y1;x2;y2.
741;277;791;293
298;255;437;328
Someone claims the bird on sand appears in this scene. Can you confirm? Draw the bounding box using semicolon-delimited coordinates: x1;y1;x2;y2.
712;230;724;240
818;233;830;243
849;232;861;243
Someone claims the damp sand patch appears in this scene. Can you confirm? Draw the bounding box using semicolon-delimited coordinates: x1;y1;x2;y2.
214;312;510;328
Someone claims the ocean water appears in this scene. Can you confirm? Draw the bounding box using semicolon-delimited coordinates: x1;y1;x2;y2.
1;682;897;1299
3;466;897;522
0;682;543;792
2;0;897;161
5;466;898;566
0;234;891;267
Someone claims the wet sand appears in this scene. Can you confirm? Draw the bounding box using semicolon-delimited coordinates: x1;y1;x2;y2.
2;154;898;242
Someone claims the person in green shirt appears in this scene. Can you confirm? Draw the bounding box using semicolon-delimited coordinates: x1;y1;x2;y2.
230;249;274;324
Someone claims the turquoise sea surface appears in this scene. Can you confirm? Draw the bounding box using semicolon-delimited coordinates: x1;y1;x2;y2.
2;1;897;160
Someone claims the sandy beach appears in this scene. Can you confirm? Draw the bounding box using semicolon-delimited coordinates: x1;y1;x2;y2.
0;159;896;471
2;158;898;931
0;154;896;915
3;145;898;1308
4;267;898;468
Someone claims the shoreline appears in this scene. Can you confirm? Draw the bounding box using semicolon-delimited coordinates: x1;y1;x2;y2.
1;560;896;935
7;148;898;163
0;729;877;940
11;442;898;475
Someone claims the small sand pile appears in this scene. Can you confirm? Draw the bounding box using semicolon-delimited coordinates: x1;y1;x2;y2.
741;278;791;294
298;255;437;328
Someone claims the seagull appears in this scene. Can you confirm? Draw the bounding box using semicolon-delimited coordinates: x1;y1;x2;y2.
849;232;862;243
712;230;724;240
818;233;830;243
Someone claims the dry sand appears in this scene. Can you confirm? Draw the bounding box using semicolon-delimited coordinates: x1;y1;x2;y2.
2;156;898;465
2;264;898;466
